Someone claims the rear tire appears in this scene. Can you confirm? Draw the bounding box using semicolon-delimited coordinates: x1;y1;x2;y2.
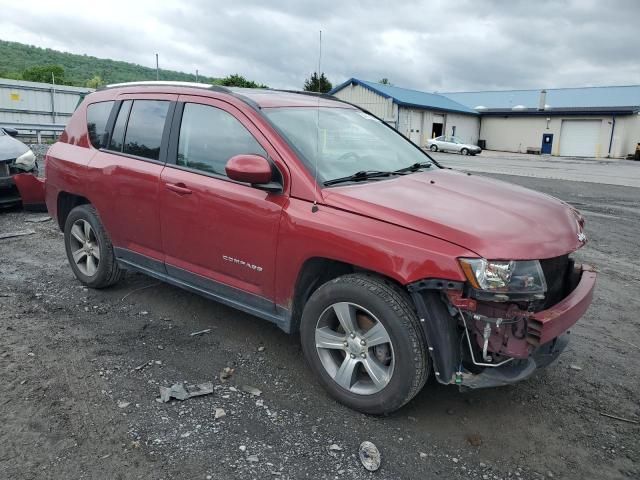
300;273;429;414
430;145;438;152
64;204;123;289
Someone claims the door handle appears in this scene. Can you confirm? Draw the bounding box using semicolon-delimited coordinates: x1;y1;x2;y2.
165;182;192;195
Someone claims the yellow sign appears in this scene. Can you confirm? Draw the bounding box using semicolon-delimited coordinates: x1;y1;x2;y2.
10;92;20;101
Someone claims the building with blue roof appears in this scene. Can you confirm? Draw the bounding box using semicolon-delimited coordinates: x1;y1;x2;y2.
330;78;640;158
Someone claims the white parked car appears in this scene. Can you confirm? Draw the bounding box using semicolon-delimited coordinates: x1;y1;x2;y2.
427;136;481;155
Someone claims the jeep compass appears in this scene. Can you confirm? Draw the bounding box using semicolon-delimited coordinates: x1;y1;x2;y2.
44;82;596;414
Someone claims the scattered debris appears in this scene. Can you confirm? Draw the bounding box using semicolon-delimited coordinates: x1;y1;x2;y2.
214;408;226;419
239;445;247;452
158;382;214;403
133;361;152;372
466;433;483;447
452;457;459;463
120;282;161;302
219;367;235;383
256;399;264;407
117;401;131;409
599;412;639;424
0;229;36;240
327;444;343;456
569;364;582;371
257;346;266;352
24;215;51;223
246;454;259;463
359;441;381;472
190;328;212;337
241;385;262;396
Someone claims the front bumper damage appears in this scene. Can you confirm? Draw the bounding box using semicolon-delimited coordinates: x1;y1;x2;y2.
408;264;596;389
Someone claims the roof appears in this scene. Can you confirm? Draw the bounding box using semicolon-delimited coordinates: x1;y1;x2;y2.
329;78;478;115
97;82;350;109
441;85;640;112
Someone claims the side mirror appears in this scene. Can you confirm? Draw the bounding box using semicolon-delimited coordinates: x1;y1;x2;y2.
226;155;280;191
3;127;18;137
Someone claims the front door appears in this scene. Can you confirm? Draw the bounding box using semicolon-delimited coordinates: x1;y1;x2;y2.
541;133;554;154
158;96;287;309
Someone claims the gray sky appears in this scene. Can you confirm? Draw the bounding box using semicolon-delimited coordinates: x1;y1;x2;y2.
1;0;639;91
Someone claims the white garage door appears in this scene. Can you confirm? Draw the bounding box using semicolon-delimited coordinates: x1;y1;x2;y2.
559;120;601;157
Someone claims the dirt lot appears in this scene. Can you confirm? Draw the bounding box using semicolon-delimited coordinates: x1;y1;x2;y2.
1;156;639;479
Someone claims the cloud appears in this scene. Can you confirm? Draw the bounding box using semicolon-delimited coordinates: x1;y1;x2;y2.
1;0;638;91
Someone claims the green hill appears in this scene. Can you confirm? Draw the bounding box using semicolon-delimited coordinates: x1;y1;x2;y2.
0;39;219;86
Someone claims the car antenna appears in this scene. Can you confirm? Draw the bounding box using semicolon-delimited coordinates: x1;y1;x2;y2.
312;29;322;213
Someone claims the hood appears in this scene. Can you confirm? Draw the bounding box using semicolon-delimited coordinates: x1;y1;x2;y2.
323;169;584;260
0;132;30;162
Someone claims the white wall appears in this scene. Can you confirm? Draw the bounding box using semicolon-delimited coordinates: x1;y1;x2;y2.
444;112;480;145
396;107;479;147
617;113;640;157
332;83;394;123
479;114;638;158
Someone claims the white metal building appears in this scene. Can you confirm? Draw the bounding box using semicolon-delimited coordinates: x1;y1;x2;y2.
0;78;92;140
444;86;640;158
330;79;640;158
329;78;480;147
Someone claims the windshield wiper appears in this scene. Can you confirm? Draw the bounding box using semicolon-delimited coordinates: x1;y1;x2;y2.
393;162;432;173
323;170;399;186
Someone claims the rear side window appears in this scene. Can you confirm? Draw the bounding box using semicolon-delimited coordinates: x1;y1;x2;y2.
123;100;170;160
109;100;132;152
86;101;114;148
177;103;266;176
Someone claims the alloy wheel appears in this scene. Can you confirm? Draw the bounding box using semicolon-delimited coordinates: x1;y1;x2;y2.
315;302;395;395
69;219;101;276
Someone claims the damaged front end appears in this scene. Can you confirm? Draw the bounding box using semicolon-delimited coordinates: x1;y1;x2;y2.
0;148;42;209
408;255;596;389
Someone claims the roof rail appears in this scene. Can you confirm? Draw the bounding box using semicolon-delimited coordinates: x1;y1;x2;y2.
100;81;232;92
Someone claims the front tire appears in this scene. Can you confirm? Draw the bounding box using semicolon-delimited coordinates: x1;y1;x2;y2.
429;145;438;152
461;148;469;155
64;204;123;288
300;273;429;414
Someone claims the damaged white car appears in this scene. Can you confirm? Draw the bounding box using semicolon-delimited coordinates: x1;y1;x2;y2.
0;127;38;208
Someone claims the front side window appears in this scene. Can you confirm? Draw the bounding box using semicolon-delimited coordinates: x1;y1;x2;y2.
86;101;114;148
123;100;170;160
264;107;432;183
177;103;266;176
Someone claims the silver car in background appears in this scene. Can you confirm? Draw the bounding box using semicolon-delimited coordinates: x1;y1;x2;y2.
427;135;481;155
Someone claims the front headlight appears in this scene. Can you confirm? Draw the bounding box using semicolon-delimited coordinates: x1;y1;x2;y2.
14;149;36;170
458;258;547;294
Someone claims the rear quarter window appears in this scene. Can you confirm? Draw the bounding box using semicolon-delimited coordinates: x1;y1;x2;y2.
86;101;115;148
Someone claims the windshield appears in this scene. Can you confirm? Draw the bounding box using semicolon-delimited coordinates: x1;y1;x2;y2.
264;107;432;184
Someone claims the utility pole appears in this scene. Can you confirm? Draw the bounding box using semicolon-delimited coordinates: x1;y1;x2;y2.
196;69;199;82
51;71;57;124
155;53;159;81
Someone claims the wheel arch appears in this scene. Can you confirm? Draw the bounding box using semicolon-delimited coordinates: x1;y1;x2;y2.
57;191;90;231
288;256;407;333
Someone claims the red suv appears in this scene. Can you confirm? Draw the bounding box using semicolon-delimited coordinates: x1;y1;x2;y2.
44;82;596;414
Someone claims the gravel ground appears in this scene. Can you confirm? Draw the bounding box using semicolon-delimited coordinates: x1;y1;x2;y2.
1;148;639;479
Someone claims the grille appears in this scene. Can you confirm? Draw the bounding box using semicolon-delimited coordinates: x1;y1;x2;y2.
0;162;10;178
540;254;570;309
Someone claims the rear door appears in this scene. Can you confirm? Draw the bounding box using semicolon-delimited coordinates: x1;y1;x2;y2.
87;94;176;267
158;95;287;309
